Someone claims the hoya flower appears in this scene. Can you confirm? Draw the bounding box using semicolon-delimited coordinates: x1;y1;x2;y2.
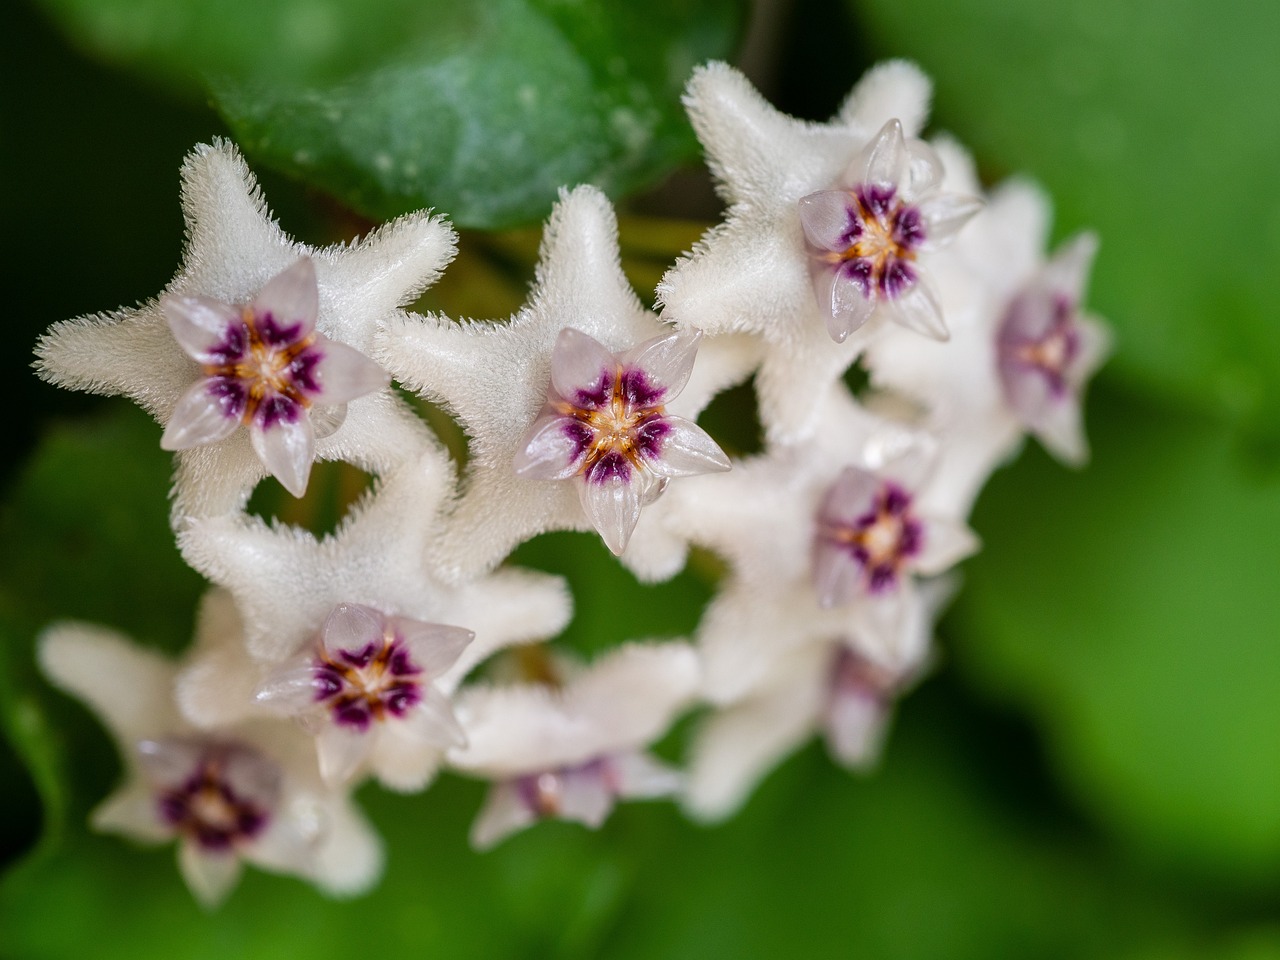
161;257;389;496
685;579;949;821
35;138;455;516
812;463;977;607
256;602;473;787
448;643;699;849
657;61;979;442
377;184;755;578
513;326;730;554
38;622;382;906
997;232;1110;465
799;119;982;343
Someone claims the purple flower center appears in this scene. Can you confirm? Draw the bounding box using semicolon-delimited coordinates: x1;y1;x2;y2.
813;185;926;301
199;306;326;429
513;757;615;818
311;635;424;732
1000;293;1082;399
821;481;924;594
155;746;272;852
554;364;672;486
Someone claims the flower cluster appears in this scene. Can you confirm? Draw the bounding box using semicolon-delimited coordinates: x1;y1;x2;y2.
33;60;1107;903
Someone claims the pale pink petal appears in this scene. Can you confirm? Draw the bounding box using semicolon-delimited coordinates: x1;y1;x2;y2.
821;465;880;520
313;339;389;404
250;415;316;498
617;328;701;398
178;842;242;909
245;819;313;876
884;274;948;341
812;539;860;608
161;380;242;451
824;689;889;768
320;603;385;659
391;619;473;676
914;518;980;575
558;770;616;829
916;193;984;248
579;473;643;556
1001;357;1054;424
859;119;908;189
643;418;730;479
1034;396;1089;467
549;327;617;403
1070;315;1112;384
514;413;589;480
798;191;857;253
400;685;466;750
90;783;171;843
812;263;876;343
252;258;318;335
316;722;372;786
137;737;205;788
222;743;282;810
163;295;243;364
1044;232;1099;303
902;139;944;202
255;662;322;714
470;782;536;851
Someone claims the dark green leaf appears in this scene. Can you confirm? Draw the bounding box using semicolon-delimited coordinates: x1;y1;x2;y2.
35;0;746;228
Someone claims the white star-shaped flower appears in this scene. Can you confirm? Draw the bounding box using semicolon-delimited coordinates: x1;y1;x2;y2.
35;138;456;517
377;184;757;580
657;61;981;443
174;449;572;791
39;621;382;907
446;642;699;849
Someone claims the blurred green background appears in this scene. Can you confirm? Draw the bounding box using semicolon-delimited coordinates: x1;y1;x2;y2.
3;0;1279;956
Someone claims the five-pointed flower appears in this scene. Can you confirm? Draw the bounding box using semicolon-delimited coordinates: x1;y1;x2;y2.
161;257;390;496
996;232;1110;465
514;326;730;554
657;60;980;442
377;184;753;578
447;643;699;849
38;620;382;906
35;138;455;516
257;602;473;786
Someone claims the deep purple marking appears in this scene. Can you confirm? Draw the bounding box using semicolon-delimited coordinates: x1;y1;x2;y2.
879;258;916;299
255;312;304;348
839;258;875;296
334;701;372;731
588;450;632;484
155;760;271;851
256;393;301;430
882;484;911;515
384;683;421;717
313;665;344;701
857;183;897;220
207;377;248;419
867;566;898;594
561;420;594;461
892;206;926;250
634;417;671;459
620;367;665;407
838;205;864;248
387;642;421;677
339;643;378;669
288;346;324;395
208;323;249;365
574;371;613;410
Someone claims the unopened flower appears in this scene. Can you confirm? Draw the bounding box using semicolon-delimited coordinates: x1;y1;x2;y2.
657;61;978;442
514;327;730;554
448;643;699;849
38;622;382;906
378;185;751;575
35;138;455;516
997;232;1110;465
161;258;389;496
257;602;473;787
